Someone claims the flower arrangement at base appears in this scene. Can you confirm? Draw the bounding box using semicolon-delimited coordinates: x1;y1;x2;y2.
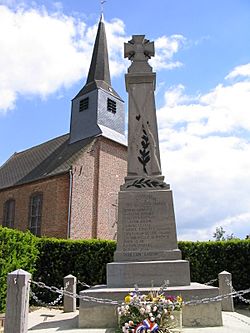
117;285;183;333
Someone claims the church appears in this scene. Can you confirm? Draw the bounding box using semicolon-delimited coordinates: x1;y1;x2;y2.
0;16;127;240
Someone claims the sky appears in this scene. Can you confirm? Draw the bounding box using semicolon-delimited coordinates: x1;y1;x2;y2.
0;0;250;241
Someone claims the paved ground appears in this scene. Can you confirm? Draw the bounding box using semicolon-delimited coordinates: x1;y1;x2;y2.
27;307;250;332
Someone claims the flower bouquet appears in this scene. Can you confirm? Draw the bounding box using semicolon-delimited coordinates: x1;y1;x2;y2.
117;285;183;333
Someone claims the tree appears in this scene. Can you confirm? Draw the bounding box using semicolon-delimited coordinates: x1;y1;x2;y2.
212;226;237;241
213;226;226;241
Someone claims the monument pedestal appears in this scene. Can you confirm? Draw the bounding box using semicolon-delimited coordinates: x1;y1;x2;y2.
114;189;182;262
107;188;191;288
78;187;222;328
79;283;222;328
107;260;190;287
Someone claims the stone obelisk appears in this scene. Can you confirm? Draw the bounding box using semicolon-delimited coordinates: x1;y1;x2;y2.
106;35;190;287
79;35;222;329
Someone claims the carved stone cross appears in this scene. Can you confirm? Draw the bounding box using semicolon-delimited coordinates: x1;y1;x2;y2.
124;35;155;62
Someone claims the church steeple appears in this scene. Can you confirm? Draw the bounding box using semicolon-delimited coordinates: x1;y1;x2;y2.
73;15;121;101
86;15;111;86
69;16;125;145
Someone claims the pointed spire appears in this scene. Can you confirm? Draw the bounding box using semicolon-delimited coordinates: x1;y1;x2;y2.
86;16;111;85
73;14;122;100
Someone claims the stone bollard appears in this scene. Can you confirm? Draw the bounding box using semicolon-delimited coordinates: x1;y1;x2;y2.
4;269;31;333
64;274;76;312
218;270;234;311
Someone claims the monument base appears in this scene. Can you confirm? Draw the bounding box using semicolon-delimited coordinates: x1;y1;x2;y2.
107;260;190;287
79;283;223;328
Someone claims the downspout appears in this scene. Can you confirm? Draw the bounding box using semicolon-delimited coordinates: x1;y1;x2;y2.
67;168;73;239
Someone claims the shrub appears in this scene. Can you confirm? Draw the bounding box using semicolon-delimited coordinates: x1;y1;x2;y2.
179;240;250;292
32;237;116;303
1;227;249;308
0;227;39;312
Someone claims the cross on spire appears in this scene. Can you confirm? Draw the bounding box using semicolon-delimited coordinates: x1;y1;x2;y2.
100;0;107;16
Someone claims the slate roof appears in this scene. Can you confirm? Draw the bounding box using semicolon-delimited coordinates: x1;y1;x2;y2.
74;80;122;101
99;125;127;146
86;16;111;86
0;134;95;190
0;129;127;191
73;16;122;101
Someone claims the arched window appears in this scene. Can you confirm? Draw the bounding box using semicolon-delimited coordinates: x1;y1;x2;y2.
3;199;15;228
29;193;43;236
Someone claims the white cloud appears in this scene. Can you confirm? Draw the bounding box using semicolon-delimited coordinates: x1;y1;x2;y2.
0;5;85;111
0;5;128;113
226;63;250;79
179;212;250;241
0;4;184;113
158;79;250;136
158;64;250;240
105;18;128;76
150;35;185;70
0;89;16;113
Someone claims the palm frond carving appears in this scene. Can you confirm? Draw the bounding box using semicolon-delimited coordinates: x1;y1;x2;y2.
138;128;150;174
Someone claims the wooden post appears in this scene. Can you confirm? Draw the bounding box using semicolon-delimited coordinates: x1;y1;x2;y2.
4;269;31;333
218;270;234;311
64;274;76;312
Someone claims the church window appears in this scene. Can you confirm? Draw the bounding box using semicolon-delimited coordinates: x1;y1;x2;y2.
3;199;15;228
29;193;43;236
79;97;89;112
107;98;116;113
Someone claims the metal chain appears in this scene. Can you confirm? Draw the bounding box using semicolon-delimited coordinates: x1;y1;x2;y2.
30;280;120;305
204;278;218;285
30;281;69;307
235;293;250;304
30;290;63;307
185;287;250;306
30;279;250;307
233;287;250;304
225;277;250;304
77;280;91;289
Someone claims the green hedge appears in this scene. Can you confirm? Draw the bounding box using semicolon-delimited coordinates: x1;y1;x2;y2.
32;237;116;303
179;240;250;292
0;227;39;312
1;227;250;310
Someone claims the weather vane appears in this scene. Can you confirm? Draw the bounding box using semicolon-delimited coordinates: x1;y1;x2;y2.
100;0;107;16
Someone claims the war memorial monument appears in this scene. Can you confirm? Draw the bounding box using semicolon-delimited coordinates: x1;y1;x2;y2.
79;34;223;329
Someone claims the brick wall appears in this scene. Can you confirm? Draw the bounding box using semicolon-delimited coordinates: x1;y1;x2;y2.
70;136;127;240
0;137;127;240
97;137;127;240
70;140;98;239
0;174;69;238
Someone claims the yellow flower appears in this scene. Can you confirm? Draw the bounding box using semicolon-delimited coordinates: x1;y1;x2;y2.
146;294;153;301
177;296;182;303
124;295;131;303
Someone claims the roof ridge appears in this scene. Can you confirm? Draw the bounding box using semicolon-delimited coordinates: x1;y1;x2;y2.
13;133;69;157
0;152;17;169
0;135;96;190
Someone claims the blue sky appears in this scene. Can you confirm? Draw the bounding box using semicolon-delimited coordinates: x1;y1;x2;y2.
0;0;250;240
